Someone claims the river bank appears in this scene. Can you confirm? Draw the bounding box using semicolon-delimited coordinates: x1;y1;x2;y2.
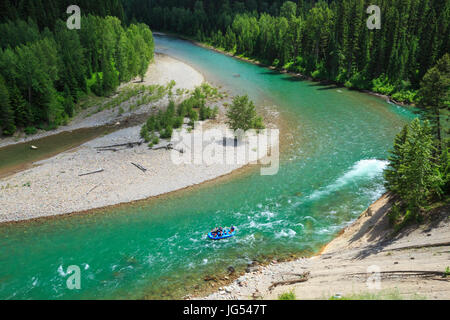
0;52;275;223
154;32;415;108
0;54;204;149
200;194;450;300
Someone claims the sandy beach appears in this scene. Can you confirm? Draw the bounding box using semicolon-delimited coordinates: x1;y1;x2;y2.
200;194;450;300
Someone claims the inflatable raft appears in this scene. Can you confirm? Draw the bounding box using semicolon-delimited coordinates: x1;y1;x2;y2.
207;230;236;240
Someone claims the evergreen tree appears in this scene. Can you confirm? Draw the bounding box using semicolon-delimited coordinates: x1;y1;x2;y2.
385;118;444;210
0;75;16;135
384;124;409;194
417;53;450;152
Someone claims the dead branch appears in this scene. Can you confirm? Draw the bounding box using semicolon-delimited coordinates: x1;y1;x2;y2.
97;148;117;152
86;185;99;195
131;162;147;172
95;141;142;149
268;271;310;291
349;270;449;280
78;169;104;177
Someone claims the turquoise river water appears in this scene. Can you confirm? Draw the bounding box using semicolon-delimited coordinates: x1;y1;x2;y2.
0;35;416;299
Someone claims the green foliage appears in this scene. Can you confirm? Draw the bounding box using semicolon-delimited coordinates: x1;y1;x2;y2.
140;84;221;141
278;291;296;300
0;14;154;134
417;54;450;151
384;119;444;212
125;0;449;104
24;126;37;135
0;75;16;135
226;95;264;132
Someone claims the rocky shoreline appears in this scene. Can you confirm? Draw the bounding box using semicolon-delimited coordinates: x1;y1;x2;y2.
199;194;450;300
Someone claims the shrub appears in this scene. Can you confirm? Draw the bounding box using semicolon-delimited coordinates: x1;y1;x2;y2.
173;116;183;129
278;291;296;300
24;126;37;135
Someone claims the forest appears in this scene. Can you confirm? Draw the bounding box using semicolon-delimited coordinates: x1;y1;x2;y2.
0;0;448;215
124;0;449;104
0;1;153;135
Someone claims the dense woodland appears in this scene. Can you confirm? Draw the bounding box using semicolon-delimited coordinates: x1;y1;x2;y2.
0;1;448;215
125;0;449;104
0;1;153;135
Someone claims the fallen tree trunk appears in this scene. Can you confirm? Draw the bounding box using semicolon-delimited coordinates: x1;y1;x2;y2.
151;143;184;153
95;141;142;149
131;162;147;172
97;148;117;152
268;271;310;290
152;143;173;150
350;270;449;279
78;169;104;177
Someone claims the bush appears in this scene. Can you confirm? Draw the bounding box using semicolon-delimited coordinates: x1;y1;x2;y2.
173;116;183;129
24;126;37;135
278;291;296;300
160;125;173;139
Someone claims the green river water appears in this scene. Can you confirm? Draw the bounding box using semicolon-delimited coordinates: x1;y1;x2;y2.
0;35;416;299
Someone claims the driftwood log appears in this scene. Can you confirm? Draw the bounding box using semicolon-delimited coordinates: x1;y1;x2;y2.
268;271;310;291
78;169;104;177
95;141;143;150
151;143;184;153
131;162;147;172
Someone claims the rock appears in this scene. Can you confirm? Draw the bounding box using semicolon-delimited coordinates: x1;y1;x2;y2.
227;266;235;274
246;266;259;273
204;275;216;281
394;261;399;264
225;288;232;293
30;145;38;150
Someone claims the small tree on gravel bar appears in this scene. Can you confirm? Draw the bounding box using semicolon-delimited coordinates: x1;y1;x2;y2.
226;95;264;134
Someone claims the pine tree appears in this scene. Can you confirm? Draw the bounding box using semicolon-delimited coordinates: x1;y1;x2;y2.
11;86;31;127
63;85;74;118
417;53;450;152
384;124;409;194
397;119;443;208
0;75;16;135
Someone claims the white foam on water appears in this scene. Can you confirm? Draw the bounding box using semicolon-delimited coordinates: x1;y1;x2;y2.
259;211;276;219
57;265;68;277
308;159;388;201
274;229;297;239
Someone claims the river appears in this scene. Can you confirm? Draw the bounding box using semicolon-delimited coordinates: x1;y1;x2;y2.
0;35;416;299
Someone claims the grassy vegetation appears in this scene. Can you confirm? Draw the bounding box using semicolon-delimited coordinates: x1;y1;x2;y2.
329;289;426;300
278;291;296;300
